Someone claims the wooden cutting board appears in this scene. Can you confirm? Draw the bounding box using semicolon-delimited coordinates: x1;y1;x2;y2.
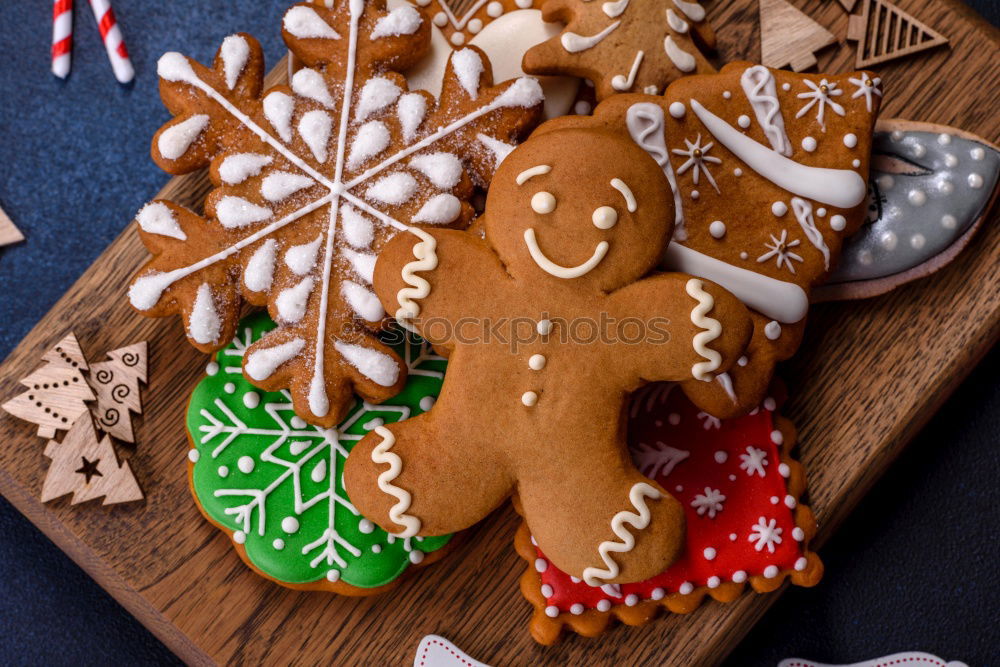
0;0;997;664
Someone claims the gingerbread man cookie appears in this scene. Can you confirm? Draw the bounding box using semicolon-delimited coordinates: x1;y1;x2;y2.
543;62;883;418
343;125;752;584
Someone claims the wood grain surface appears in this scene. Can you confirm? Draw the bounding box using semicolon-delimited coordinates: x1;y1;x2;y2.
0;1;997;664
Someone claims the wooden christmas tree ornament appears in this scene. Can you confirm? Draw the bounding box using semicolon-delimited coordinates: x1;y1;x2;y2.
2;333;94;438
87;341;147;443
847;0;949;67
759;0;838;71
40;412;143;506
0;203;24;247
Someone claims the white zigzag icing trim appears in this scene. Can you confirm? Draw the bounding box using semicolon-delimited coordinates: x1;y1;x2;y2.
685;278;722;381
582;482;662;586
371;425;421;538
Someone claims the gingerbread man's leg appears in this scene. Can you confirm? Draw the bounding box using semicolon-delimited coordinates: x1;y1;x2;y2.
518;461;685;584
343;412;514;537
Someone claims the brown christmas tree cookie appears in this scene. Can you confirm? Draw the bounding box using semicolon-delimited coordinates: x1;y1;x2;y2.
542;62;883;417
128;0;543;428
523;0;717;101
343;124;753;584
516;381;821;644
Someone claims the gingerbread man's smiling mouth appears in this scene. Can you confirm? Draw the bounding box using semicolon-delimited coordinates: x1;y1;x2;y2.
523;228;610;279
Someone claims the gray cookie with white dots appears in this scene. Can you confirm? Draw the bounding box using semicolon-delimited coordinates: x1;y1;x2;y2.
817;120;998;301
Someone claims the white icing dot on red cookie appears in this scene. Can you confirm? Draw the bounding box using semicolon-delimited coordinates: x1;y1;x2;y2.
668;412;681;425
778;463;791;478
281;516;300;534
707;576;721;588
792;527;805;541
675;485;683;492
703;547;716;560
534;558;547;572
770;496;779;505
541;584;553;598
624;594;639;606
784;495;797;509
597;599;612;611
570;603;584;615
770;429;784;445
795;557;808;571
188;449;200;463
714;450;727;464
763;397;776;411
679;582;694;595
545;605;559;618
732;570;747;583
763;565;779;578
729;532;737;541
237;455;254;473
651;587;665;600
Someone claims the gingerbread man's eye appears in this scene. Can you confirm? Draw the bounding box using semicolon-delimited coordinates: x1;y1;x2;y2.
531;191;556;214
592;206;618;229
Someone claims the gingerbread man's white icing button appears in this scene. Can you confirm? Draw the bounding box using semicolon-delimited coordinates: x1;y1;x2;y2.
537;319;553;336
528;354;546;370
522;391;539;407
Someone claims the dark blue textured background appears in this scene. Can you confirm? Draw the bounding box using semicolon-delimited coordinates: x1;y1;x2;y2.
0;2;997;665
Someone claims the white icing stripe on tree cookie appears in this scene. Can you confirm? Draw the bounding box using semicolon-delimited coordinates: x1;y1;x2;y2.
220;153;273;184
562;22;620;53
685;278;722;381
244;338;305;381
190;283;222;344
370;4;422;39
664;36;696;73
672;0;705;22
625;103;686;238
581;482;662;586
790;197;830;270
689;99;866;208
371;425;421;537
663;244;809;323
284;6;341;40
740;66;792;157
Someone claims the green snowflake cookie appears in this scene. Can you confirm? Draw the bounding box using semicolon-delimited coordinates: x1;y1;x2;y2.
186;312;449;589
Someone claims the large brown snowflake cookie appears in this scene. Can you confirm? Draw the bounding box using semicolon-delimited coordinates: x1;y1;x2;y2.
128;0;543;427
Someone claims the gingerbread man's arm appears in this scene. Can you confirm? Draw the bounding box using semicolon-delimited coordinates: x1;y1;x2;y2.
607;272;752;384
373;228;510;349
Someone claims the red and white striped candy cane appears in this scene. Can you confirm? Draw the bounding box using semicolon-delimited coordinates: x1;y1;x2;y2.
87;0;134;84
51;0;73;79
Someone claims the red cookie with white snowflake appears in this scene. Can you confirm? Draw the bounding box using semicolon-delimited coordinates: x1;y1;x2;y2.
516;381;821;644
128;0;543;428
541;62;883;418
